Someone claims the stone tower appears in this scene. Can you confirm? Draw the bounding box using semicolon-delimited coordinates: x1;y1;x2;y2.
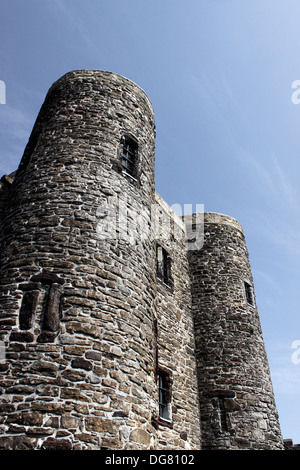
0;71;200;450
186;212;283;449
0;70;283;450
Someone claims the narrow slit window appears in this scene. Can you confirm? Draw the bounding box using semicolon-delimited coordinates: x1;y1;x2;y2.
158;369;172;422
121;135;138;177
244;281;254;306
156;245;172;287
218;397;228;432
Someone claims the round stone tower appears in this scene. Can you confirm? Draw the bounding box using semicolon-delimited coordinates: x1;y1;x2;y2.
0;70;284;451
0;70;158;449
186;212;283;450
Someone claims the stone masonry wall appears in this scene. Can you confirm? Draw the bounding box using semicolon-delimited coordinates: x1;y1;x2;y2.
186;213;283;450
0;70;160;450
153;194;201;449
0;69;284;451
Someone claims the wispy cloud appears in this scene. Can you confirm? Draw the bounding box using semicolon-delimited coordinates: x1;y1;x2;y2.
253;268;282;292
273;158;299;212
266;338;300;396
236;147;300;261
44;0;100;57
240;150;299;211
0;106;32;139
272;365;300;396
250;206;300;259
0;105;33;174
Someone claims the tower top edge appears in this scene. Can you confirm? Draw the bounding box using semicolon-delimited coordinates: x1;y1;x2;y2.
184;212;244;233
155;193;186;233
49;69;155;115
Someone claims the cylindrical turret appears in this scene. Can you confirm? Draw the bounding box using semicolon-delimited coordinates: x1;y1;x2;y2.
0;70;284;451
0;70;157;450
186;212;283;450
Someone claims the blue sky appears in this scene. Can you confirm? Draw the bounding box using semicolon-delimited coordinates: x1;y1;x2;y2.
1;0;300;444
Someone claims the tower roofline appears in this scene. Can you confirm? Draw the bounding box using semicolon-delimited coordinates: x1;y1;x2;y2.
49;69;155;117
203;212;244;233
183;211;244;234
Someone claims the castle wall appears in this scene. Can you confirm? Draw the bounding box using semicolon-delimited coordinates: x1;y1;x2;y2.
0;70;284;451
186;213;283;450
0;70;158;450
153;194;201;449
0;71;201;450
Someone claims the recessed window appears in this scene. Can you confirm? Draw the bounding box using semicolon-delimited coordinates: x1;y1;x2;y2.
18;272;64;343
244;281;254;306
120;135;138;178
156;245;172;287
158;368;172;422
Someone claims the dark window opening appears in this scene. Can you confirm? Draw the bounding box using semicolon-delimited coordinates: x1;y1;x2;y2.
158;368;172;422
156;245;172;287
18;272;64;343
244;281;254;306
121;135;138;177
153;318;158;380
218;397;228;432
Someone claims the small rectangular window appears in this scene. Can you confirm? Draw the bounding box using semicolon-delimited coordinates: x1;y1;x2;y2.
244;281;254;306
156;245;172;287
121;135;138;177
158;369;172;422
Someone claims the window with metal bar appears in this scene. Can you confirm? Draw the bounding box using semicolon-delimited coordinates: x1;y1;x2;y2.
156;245;172;287
244;281;254;306
158;369;172;422
121;135;138;177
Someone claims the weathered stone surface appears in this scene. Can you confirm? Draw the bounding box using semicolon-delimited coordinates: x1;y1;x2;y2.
130;428;151;446
10;331;34;342
41;437;73;450
0;435;37;450
61;415;80;430
71;358;92;371
19;291;39;330
186;213;284;450
0;70;283;451
85;417;118;434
